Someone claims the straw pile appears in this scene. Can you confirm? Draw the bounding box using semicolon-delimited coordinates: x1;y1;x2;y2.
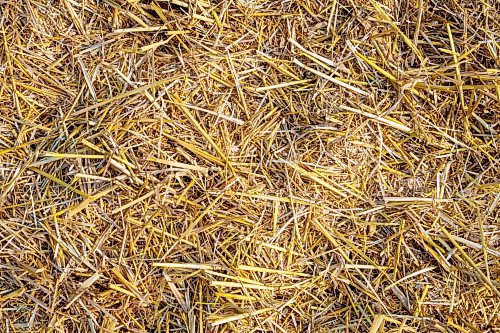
1;0;499;331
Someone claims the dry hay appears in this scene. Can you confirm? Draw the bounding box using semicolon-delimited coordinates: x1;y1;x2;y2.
0;0;499;332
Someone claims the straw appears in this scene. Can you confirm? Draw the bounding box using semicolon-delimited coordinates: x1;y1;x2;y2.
0;0;499;332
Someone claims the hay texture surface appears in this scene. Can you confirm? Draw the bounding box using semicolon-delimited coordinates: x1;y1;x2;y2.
1;0;499;332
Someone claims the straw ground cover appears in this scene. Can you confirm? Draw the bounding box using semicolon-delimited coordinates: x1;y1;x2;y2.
0;0;499;331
